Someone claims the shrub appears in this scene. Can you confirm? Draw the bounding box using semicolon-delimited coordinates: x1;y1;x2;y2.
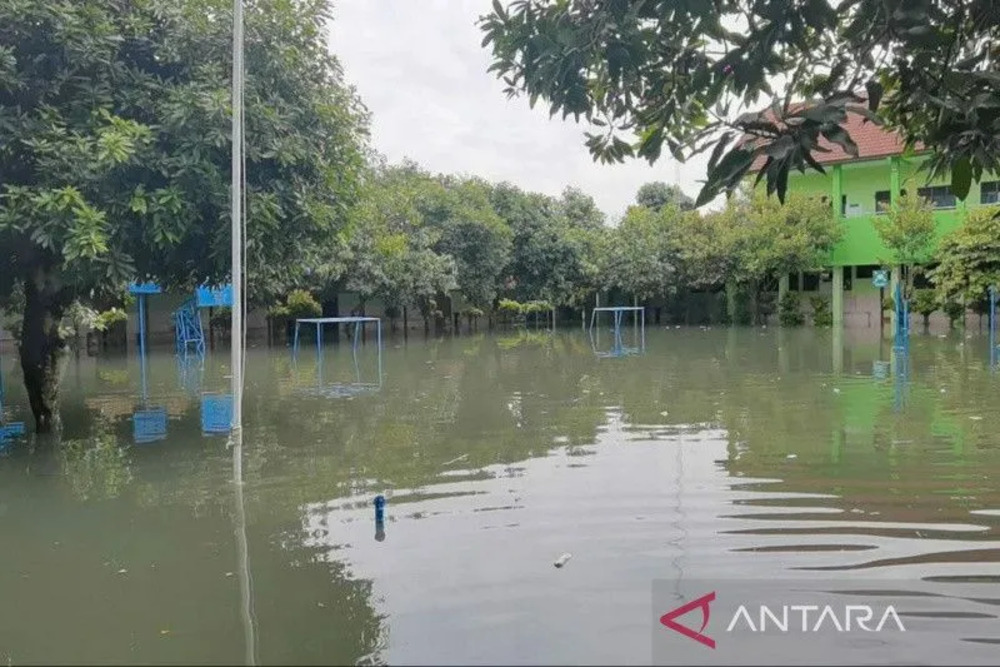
941;298;965;329
809;295;832;327
912;289;937;327
497;299;523;319
285;289;322;319
777;291;804;327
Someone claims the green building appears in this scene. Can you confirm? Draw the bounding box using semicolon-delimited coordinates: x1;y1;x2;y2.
759;114;1000;328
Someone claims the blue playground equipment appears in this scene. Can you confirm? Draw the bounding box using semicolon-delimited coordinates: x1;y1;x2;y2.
0;358;26;450
174;284;233;357
129;281;232;358
292;317;383;398
201;393;234;435
175;353;233;437
128;281;162;359
588;306;646;358
132;345;167;444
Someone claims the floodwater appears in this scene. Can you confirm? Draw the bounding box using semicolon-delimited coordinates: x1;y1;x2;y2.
1;326;999;665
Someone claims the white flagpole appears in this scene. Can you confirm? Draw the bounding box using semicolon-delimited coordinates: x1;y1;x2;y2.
231;8;255;665
231;0;244;436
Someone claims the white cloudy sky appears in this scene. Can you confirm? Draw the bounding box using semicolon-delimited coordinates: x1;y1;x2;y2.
326;0;712;223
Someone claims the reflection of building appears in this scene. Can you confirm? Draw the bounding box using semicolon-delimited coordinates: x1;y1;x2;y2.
751;113;999;329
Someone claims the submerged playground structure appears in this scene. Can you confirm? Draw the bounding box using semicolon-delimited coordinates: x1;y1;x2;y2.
128;281;235;444
292;316;384;398
589;306;646;358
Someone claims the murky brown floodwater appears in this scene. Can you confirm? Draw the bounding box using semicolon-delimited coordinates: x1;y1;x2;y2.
1;326;999;664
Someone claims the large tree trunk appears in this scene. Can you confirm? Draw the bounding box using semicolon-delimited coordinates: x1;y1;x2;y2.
19;272;68;434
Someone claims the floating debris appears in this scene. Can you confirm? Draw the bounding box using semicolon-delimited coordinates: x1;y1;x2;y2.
785;454;798;460
833;387;841;394
442;453;469;466
117;569;128;575
970;416;984;421
553;553;572;568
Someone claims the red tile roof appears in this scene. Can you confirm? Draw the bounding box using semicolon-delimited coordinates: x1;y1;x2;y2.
748;108;919;172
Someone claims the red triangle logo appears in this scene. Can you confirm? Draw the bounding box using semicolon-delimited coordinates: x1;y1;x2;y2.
659;591;716;649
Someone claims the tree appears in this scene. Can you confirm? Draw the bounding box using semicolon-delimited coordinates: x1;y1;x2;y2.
490;183;597;307
672;190;838;323
342;164;457;330
0;0;368;432
635;182;694;212
932;205;1000;307
912;289;938;330
480;1;1000;205
560;186;606;230
872;193;937;292
421;175;513;309
601;205;681;302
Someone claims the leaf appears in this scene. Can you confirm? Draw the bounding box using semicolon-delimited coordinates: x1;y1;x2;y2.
951;158;972;201
708;131;733;172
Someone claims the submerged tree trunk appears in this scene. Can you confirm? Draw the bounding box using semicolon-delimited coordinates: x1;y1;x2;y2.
19;271;68;434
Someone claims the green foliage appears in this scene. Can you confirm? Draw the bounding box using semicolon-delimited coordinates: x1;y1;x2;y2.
523;300;553;314
635;182;694;212
873;193;937;270
942;298;966;329
810;296;833;328
497;298;523;317
0;0;368;308
601;205;682;301
912;289;938;326
932;206;1000;305
490;183;599;308
480;1;999;205
778;292;805;327
285;289;322;319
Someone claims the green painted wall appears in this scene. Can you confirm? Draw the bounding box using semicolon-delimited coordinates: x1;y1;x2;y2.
781;155;998;267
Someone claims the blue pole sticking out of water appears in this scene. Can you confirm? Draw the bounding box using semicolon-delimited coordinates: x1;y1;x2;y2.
991;286;998;371
893;281;909;351
374;494;386;542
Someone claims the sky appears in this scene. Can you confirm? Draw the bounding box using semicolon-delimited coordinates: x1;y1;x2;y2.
326;0;713;224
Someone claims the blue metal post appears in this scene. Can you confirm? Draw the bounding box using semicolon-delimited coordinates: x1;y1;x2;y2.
376;319;383;385
138;293;147;358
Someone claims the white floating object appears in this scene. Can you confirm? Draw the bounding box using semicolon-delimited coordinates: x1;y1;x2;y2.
970;416;983;421
786;454;797;460
833;387;841;394
553;553;572;568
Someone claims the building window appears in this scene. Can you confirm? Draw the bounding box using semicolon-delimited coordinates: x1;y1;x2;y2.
840;195;847;216
855;265;879;280
788;273;800;291
917;185;956;209
875;191;891;214
844;271;853;291
802;273;820;292
982;181;1000;205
